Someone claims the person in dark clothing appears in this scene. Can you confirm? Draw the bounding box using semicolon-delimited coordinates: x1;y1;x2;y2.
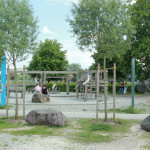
118;81;124;95
42;84;48;95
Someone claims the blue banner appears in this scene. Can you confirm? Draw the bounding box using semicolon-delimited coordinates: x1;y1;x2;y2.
1;56;6;106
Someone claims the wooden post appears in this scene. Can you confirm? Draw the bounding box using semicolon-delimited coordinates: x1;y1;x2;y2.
76;73;79;98
90;74;92;98
113;63;116;122
6;65;10;119
15;63;18;120
23;65;26;118
66;76;69;95
40;73;42;87
96;63;100;120
84;72;88;101
44;71;46;84
85;85;88;101
104;55;108;122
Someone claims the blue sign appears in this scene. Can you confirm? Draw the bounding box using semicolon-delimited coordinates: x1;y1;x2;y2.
1;56;6;106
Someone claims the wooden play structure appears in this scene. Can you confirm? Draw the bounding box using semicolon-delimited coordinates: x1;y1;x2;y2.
6;63;117;122
75;69;108;101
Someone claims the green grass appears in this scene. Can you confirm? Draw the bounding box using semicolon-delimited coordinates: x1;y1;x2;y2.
0;105;6;109
0;105;14;110
10;126;54;136
0;119;20;131
89;123;113;131
0;117;68;137
74;131;111;143
0;118;144;144
142;133;150;150
99;106;146;114
10;123;68;136
70;119;138;143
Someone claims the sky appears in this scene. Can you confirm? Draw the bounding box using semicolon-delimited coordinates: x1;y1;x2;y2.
14;0;94;69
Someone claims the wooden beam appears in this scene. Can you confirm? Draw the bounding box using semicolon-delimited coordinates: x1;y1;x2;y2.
46;76;67;79
44;71;78;74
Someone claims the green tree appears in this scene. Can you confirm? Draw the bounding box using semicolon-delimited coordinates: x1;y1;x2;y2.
67;0;135;121
0;0;38;66
131;0;150;79
28;39;68;71
0;0;39;119
68;63;83;71
90;51;132;81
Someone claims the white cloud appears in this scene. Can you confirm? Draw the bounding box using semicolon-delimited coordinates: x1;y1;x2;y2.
61;39;94;69
42;26;56;35
66;50;94;69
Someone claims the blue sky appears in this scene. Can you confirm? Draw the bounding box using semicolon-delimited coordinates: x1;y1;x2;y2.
15;0;94;69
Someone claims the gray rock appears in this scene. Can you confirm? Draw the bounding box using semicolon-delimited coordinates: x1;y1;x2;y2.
140;115;150;132
32;92;50;103
45;95;50;102
25;109;67;126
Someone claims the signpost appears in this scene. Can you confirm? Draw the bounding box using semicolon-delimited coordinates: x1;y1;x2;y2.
1;56;6;106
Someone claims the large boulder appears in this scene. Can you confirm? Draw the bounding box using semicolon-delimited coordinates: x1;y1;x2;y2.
25;109;67;126
140;115;150;132
32;91;50;103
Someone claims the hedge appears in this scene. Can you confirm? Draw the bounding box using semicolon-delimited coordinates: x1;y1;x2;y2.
3;81;143;94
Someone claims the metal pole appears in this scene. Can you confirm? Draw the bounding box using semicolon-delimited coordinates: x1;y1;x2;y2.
131;58;135;108
1;56;6;107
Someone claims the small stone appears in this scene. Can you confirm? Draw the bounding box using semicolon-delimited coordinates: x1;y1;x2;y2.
25;109;67;126
140;115;150;132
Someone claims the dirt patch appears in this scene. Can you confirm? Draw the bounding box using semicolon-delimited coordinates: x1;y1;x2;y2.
4;126;33;131
4;118;27;125
69;119;82;129
91;119;122;127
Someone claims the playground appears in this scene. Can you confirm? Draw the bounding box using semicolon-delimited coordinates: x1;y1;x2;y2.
0;64;150;150
0;58;149;150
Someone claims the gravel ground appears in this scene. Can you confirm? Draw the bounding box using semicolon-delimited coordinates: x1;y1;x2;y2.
0;124;149;150
1;92;149;118
0;92;149;150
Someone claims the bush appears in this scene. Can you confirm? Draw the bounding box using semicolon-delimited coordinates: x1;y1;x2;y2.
108;82;144;94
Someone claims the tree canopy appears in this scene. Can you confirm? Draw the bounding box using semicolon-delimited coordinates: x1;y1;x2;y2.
67;0;135;59
131;0;150;79
89;51;132;80
0;0;39;68
28;39;69;71
0;0;39;119
68;63;83;71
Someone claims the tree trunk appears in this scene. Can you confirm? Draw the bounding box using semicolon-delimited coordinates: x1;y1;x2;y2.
104;54;108;122
14;61;18;119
